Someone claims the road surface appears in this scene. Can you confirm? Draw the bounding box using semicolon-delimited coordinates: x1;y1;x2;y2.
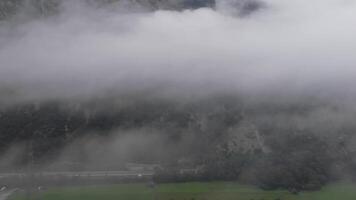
0;189;17;200
0;170;153;178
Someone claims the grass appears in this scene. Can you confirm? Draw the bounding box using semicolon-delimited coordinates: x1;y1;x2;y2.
9;182;356;200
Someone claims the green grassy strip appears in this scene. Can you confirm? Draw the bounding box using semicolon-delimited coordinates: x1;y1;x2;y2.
9;182;356;200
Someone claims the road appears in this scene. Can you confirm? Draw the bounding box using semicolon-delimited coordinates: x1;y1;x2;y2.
0;170;153;178
0;189;17;200
0;171;154;199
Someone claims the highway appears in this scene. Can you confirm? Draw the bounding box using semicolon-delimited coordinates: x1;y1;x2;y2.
0;170;153;178
0;189;17;200
0;171;154;199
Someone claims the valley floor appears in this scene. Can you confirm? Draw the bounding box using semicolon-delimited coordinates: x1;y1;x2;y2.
9;182;356;200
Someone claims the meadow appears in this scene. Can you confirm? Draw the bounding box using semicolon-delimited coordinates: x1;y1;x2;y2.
9;182;356;200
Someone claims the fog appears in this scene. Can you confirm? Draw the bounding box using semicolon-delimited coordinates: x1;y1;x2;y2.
1;1;356;192
0;0;354;105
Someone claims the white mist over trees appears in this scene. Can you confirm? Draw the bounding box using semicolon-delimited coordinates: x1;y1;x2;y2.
0;0;356;191
0;0;355;104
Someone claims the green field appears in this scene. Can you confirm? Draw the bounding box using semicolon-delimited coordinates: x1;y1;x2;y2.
10;182;356;200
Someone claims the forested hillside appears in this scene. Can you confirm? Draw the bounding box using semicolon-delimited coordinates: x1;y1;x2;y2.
0;0;215;20
1;95;355;191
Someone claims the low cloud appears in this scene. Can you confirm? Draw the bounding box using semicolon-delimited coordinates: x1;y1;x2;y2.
0;0;355;104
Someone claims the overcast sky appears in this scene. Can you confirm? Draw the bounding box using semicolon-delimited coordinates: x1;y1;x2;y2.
0;0;355;103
